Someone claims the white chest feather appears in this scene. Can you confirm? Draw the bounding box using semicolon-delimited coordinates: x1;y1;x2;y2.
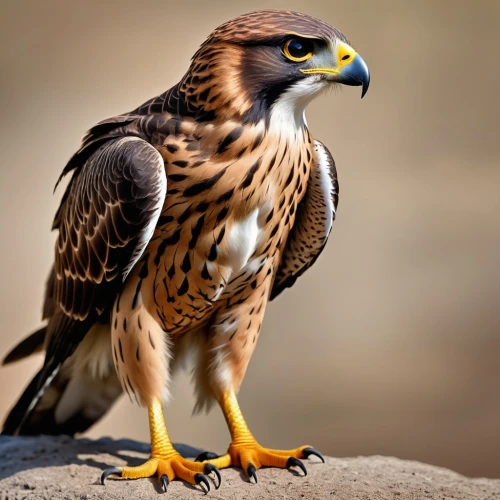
225;208;263;277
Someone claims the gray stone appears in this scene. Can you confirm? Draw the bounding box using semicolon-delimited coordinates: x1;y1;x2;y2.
0;435;498;499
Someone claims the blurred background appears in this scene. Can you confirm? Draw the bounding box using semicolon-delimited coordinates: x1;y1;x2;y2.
1;0;500;479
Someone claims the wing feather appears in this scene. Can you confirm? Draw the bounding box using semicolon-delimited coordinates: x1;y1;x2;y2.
54;136;166;320
270;139;339;300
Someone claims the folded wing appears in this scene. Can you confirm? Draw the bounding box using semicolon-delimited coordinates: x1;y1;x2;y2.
54;136;166;320
271;140;339;300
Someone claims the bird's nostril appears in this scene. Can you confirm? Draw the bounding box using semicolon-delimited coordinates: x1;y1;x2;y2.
342;55;350;61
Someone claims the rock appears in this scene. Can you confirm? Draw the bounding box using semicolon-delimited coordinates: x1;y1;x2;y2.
0;435;498;499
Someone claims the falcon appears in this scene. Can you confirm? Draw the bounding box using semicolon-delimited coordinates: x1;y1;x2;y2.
2;9;369;493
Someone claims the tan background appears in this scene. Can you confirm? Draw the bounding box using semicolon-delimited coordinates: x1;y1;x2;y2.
1;0;499;479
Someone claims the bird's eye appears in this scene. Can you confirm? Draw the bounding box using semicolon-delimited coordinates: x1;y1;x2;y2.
283;38;314;62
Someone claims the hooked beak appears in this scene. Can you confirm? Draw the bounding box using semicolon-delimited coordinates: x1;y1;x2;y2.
301;40;370;98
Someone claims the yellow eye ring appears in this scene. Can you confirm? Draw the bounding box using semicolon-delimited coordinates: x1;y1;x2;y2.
283;38;314;63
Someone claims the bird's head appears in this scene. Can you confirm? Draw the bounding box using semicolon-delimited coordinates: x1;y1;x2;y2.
179;10;370;126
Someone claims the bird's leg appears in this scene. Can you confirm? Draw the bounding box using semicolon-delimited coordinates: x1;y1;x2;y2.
103;281;221;492
195;285;324;483
199;390;324;482
101;398;220;493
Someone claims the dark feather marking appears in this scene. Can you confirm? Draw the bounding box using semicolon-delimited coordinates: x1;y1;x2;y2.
173;160;189;168
208;243;218;261
199;88;211;101
250;131;264;151
189;213;206;249
270;224;279;238
167;263;176;279
169;174;188;182
216;127;243;154
149;330;156;349
216;206;229;223
181;252;191;273
201;263;212;280
266;208;274;223
236;147;247;159
267;153;277;173
178;206;192;224
183;167;228;197
132;279;142;309
126;375;140;405
178;276;189;296
217;225;226;244
139;260;149;280
196;202;209;212
262;241;273;254
216;188;234;204
240;158;261;189
162;276;175;304
118;339;125;363
154;228;182;265
158;215;174;226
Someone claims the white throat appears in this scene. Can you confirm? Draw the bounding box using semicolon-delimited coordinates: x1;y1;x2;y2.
269;77;327;136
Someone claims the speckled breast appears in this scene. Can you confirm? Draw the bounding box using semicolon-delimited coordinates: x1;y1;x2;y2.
138;118;313;335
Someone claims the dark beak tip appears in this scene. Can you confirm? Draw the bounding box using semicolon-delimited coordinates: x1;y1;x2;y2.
357;57;370;99
361;79;370;99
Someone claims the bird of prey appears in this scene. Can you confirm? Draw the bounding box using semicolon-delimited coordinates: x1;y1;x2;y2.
2;9;369;494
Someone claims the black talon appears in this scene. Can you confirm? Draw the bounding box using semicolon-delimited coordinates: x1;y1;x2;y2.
101;467;122;484
195;451;220;462
194;473;210;495
286;457;308;476
302;447;325;463
160;474;169;493
204;463;221;489
247;464;258;484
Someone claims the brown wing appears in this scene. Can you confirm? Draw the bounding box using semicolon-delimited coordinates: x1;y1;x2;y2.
270;139;339;300
54;136;167;320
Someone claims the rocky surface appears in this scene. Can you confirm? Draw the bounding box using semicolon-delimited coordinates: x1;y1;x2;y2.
0;435;498;499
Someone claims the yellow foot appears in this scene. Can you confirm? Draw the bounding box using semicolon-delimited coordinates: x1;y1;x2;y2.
101;453;221;494
197;444;324;483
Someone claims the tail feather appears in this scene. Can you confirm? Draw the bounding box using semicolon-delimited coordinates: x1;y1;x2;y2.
2;327;47;365
2;317;122;436
2;365;61;435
